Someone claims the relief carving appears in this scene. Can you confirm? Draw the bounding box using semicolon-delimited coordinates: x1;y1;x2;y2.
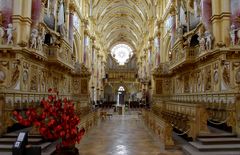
213;63;218;84
30;66;38;91
0;70;6;84
184;75;190;93
222;62;230;87
235;65;240;84
11;61;20;87
205;68;211;91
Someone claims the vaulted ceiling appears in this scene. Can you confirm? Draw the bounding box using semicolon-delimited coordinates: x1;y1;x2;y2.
92;0;155;52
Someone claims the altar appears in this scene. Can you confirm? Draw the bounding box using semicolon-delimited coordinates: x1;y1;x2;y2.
116;105;125;115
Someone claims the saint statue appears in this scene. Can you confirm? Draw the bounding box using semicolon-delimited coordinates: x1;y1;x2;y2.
230;24;239;46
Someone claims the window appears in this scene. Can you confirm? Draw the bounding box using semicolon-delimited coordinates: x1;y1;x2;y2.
111;44;133;65
118;86;125;92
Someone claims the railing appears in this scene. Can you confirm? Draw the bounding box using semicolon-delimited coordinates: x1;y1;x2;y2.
45;45;74;69
1;91;72;108
169;48;195;70
153;92;238;104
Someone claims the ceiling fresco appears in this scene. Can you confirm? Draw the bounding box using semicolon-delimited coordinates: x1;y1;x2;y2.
92;0;155;51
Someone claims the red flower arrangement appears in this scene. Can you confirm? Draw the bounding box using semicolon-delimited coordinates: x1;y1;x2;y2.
13;88;85;148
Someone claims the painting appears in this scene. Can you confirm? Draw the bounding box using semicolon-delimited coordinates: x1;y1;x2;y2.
81;79;88;94
156;79;162;94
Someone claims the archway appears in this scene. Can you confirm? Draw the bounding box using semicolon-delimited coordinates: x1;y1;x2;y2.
117;86;125;106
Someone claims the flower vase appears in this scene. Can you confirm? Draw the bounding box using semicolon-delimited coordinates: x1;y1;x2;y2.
55;145;79;155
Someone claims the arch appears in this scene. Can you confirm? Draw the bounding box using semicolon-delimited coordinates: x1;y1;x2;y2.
104;84;113;102
190;34;199;47
118;86;125;92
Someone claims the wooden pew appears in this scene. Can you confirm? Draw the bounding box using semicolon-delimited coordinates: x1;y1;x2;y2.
142;109;174;148
78;109;99;134
153;102;209;140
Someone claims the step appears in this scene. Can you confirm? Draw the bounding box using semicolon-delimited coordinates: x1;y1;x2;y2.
0;151;11;155
0;142;51;151
0;138;42;144
183;145;240;155
189;141;240;151
2;133;42;139
198;133;237;138
0;144;13;151
198;137;240;144
42;140;58;155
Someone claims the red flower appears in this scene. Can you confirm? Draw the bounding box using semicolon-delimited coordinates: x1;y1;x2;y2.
12;88;84;148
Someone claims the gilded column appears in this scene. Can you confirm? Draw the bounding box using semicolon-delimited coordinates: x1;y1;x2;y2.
82;20;89;65
12;0;22;44
202;0;212;31
156;32;161;66
220;0;231;46
12;0;32;45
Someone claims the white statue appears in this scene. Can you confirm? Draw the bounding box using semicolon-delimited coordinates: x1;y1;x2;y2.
30;28;38;49
205;31;212;50
5;24;15;45
198;35;205;51
37;33;44;51
229;24;239;46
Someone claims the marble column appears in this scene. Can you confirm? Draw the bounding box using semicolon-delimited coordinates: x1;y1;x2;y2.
202;0;212;31
83;33;87;65
39;0;46;23
231;0;240;27
69;10;74;48
170;14;176;48
157;34;161;66
0;0;13;27
31;0;41;27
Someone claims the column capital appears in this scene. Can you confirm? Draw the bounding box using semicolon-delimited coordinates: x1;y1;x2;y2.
69;2;76;13
169;4;176;16
148;37;154;42
84;29;90;36
155;31;161;38
41;0;47;4
90;35;96;41
83;19;89;25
